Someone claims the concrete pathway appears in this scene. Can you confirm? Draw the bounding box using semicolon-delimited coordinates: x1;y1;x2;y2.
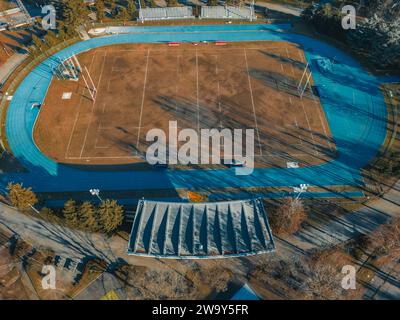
0;51;28;86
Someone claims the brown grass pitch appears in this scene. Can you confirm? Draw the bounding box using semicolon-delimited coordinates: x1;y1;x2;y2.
33;42;336;168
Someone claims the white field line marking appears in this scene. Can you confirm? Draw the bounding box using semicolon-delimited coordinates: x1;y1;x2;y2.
215;54;223;129
298;47;332;151
244;48;263;156
95;102;108;129
109;47;283;53
196;49;200;133
316;104;333;151
136;49;150;150
94;137;110;149
65;52;97;159
98;126;142;130
79;51;107;158
94;122;110;149
176;54;180;111
65;111;80;158
285;47;296;78
66;156;140;160
300;98;318;155
293;114;303;146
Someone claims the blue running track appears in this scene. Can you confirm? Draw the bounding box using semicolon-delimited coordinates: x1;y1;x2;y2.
1;24;394;199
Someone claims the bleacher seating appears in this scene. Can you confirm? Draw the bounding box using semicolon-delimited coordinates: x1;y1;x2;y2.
200;5;256;20
139;6;194;21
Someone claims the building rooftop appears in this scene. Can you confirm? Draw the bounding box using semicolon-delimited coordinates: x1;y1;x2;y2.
128;199;275;259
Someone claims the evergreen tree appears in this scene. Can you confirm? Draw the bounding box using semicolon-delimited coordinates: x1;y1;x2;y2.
167;0;177;7
7;183;38;212
98;199;124;234
80;202;100;232
127;0;137;16
63;199;80;227
96;0;106;21
116;7;130;21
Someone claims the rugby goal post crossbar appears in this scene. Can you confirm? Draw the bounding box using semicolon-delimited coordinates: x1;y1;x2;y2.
55;55;80;81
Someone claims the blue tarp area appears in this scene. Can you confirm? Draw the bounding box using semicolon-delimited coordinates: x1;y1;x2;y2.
231;284;261;300
2;24;395;198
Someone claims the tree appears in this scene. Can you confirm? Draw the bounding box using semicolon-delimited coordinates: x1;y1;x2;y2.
63;199;80;227
7;183;38;211
61;0;90;28
115;6;130;21
31;34;43;54
301;249;364;300
166;0;177;7
80;202;100;232
149;0;156;9
127;0;137;17
364;217;400;260
95;0;105;21
44;30;58;48
269;198;307;236
98;199;124;234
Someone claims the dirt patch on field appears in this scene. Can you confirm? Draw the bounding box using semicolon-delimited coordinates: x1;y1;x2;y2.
34;41;336;168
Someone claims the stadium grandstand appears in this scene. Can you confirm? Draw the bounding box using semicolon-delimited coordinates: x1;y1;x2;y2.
138;6;194;21
128;199;275;259
200;5;256;20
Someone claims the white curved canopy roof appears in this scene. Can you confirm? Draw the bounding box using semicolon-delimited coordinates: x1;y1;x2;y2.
128;199;275;259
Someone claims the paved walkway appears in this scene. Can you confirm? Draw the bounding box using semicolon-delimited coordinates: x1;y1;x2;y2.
0;51;28;86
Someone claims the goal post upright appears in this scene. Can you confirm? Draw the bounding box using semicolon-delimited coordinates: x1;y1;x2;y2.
82;65;97;102
297;62;312;99
72;54;82;72
65;57;78;80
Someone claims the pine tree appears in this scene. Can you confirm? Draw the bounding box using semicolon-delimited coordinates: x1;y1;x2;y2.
96;0;105;21
80;202;100;232
116;7;130;21
63;199;80;227
127;0;137;17
7;183;38;211
167;0;177;7
98;199;124;234
31;34;43;53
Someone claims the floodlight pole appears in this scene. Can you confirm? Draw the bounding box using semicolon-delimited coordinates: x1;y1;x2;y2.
138;0;144;23
250;0;255;22
294;184;309;202
89;189;102;201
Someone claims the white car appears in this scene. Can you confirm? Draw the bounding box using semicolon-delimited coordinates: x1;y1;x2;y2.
224;159;247;167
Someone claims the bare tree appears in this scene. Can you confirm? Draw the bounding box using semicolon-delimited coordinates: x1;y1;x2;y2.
269;198;307;236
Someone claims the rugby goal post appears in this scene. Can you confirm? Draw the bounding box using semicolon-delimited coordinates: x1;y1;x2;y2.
297;62;312;99
56;55;97;102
